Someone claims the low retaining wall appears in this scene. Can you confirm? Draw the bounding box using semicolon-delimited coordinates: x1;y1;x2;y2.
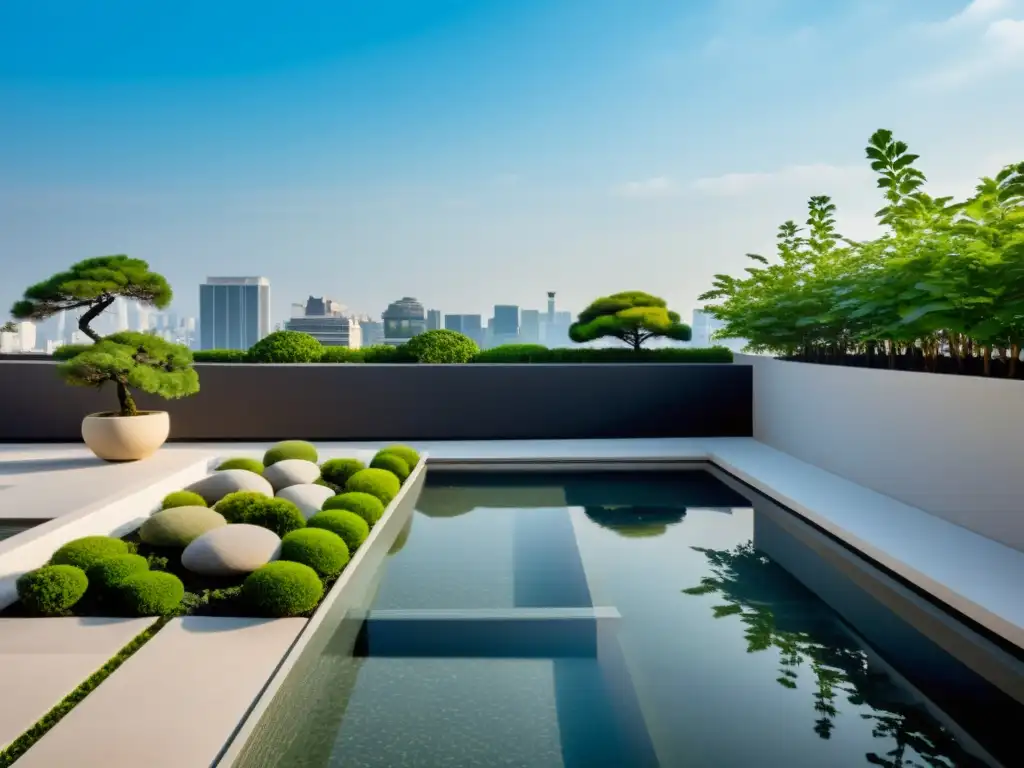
739;354;1024;551
0;361;752;441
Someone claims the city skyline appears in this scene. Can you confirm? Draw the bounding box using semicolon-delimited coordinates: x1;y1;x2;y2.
3;1;1023;327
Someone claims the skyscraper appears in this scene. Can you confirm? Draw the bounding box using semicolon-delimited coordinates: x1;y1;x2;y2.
444;314;484;347
382;297;427;346
491;305;519;346
427;309;442;331
115;298;129;332
520;309;541;344
199;277;271;350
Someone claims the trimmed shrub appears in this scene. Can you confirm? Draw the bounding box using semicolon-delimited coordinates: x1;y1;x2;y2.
280;528;350;577
192;349;246;362
361;344;406;363
369;452;409;483
318;346;364;363
472;345;734;363
307;509;370;551
403;329;479;363
87;554;150;590
117;571;185;616
242;561;324;617
319;457;366;488
216;457;265;474
160;490;207;510
139;506;227;547
246;330;323;363
17;565;88;615
345;468;401;506
214;491;306;537
377;444;420;469
264;439;318;467
51;536;131;570
322;492;386;526
471;343;549;363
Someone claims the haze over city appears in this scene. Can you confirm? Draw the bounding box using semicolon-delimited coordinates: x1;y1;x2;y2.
3;0;1023;325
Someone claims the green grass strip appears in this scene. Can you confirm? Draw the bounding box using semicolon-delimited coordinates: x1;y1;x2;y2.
0;616;170;767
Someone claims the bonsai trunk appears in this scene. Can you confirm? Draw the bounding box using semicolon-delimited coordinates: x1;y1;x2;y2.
78;296;116;343
116;380;138;417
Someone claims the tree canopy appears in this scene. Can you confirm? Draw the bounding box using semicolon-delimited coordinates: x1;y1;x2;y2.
700;129;1024;378
11;256;172;342
58;331;199;417
569;291;692;350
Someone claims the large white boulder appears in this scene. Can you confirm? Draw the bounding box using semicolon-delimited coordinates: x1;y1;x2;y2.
276;483;334;520
184;469;273;505
262;459;321;492
139;506;227;547
181;524;282;577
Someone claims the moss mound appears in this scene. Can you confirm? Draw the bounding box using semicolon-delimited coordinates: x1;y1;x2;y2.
216;457;265;474
117;571;185;616
307;510;369;552
160;490;208;510
139;506;227;547
369;452;409;483
214;491;305;537
243;561;324;617
280;528;350;577
322;492;386;526
50;536;131;570
345;468;401;506
87;554;150;590
264;440;318;467
318;457;366;488
377;444;420;469
17;565;89;615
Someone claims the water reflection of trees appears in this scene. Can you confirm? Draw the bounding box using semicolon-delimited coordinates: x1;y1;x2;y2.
682;542;990;768
582;506;687;538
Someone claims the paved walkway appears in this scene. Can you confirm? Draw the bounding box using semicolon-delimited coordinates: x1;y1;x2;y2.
16;616;306;768
0;617;156;749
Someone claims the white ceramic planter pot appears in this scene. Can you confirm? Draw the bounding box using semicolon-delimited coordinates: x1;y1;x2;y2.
81;411;171;462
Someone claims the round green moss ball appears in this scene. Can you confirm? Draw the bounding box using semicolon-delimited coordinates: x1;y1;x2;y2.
140;506;228;547
377;445;420;469
17;565;89;615
117;571;185;616
322;492;386;526
87;554;150;590
214;491;305;537
369;452;410;483
216;457;265;474
263;440;318;467
242;561;324;617
280;528;350;577
160;490;208;510
345;468;401;506
307;510;369;552
319;458;366;488
50;536;131;570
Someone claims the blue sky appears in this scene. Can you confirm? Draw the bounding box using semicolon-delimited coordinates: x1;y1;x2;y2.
2;0;1023;326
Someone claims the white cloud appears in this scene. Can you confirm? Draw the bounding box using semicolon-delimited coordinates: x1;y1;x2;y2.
921;15;1024;87
929;0;1014;32
689;164;869;197
612;176;677;199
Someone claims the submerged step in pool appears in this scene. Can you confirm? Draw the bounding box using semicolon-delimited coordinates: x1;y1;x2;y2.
236;468;1021;768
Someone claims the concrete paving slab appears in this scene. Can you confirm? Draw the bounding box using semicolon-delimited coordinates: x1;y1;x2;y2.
0;617;156;749
16;616;306;768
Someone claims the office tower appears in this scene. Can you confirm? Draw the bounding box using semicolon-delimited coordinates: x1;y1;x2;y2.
543;309;573;347
115;298;129;332
444;314;484;347
285;296;362;348
427;309;442;331
199;277;271;350
134;304;151;332
492;305;519;346
382;297;426;346
519;309;541;344
361;320;385;346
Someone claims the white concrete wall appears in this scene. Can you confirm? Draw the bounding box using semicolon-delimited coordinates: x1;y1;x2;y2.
739;354;1024;551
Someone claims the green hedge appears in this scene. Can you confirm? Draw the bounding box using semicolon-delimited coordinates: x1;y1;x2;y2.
193;349;247;362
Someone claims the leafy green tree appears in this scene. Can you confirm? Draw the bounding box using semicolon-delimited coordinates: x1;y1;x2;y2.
569;291;691;350
11;256;172;343
58;332;199;417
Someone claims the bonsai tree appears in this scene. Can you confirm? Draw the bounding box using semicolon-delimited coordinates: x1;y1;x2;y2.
569;291;691;350
57;332;199;417
11;255;172;342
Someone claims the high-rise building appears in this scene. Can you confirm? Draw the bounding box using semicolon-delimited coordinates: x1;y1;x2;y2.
115;298;129;332
284;296;361;348
520;309;541;344
544;310;573;347
491;305;519;346
444;314;484;347
199;277;271;350
382;297;426;346
427;309;442;331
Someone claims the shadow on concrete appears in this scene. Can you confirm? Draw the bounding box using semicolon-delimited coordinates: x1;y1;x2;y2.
0;456;104;475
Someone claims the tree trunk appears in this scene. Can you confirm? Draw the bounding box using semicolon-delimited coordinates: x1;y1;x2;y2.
887;341;895;370
116;380;138;417
78;295;116;343
983;347;991;376
1011;344;1021;378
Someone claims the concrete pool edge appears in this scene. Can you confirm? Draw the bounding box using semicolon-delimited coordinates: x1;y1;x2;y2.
214;456;428;767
